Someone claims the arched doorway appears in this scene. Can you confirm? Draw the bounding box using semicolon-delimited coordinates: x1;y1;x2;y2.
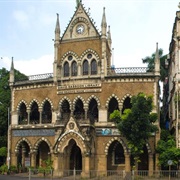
138;145;149;170
107;140;125;170
36;141;50;167
17;141;30;172
69;140;82;172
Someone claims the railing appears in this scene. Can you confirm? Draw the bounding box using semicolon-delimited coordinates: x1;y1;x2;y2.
23;169;180;180
15;73;53;82
107;67;149;75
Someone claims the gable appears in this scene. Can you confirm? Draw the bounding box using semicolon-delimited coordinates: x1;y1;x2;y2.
61;3;100;41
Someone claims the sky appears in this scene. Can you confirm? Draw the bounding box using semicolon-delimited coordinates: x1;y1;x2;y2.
0;0;180;75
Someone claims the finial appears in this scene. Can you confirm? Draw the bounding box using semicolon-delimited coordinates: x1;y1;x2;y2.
155;42;159;59
11;57;14;71
178;2;180;10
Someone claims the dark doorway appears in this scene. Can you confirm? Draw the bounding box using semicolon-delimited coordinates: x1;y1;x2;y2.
69;140;82;172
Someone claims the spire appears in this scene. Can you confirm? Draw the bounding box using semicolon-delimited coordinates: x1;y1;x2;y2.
155;42;160;75
55;13;60;41
10;57;14;71
9;57;14;85
101;7;107;37
76;0;82;7
108;25;112;49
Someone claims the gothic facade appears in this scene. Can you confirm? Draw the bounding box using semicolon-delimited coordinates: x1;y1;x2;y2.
9;2;160;178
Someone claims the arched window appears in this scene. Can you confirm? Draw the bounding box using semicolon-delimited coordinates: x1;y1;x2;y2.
114;142;125;164
64;62;69;77
88;98;98;123
83;60;88;75
91;59;97;75
42;101;52;123
73;99;85;120
18;103;28;125
122;97;132;114
71;61;77;76
60;99;71;121
30;102;40;124
108;97;119;120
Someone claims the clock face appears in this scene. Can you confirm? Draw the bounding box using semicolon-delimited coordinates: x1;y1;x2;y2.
76;24;84;34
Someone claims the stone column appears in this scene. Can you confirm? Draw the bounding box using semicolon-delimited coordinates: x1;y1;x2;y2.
27;108;30;124
31;151;37;168
84;105;88;120
125;153;131;172
97;154;107;176
11;152;18;167
53;153;62;177
99;107;107;122
81;154;90;178
39;108;42;124
148;153;154;176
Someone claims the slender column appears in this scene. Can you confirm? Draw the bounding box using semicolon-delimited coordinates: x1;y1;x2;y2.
125;153;131;172
148;154;154;176
78;62;81;76
31;151;37;168
27;108;30;124
22;147;26;169
39;107;42;124
84;106;88;120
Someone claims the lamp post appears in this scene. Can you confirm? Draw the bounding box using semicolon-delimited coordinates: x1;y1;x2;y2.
7;107;10;171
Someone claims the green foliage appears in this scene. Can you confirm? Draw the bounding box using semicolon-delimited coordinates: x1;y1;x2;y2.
10;165;17;173
0;68;27;147
0;147;7;157
110;110;121;123
156;135;180;167
142;48;168;81
115;93;157;159
0;164;8;174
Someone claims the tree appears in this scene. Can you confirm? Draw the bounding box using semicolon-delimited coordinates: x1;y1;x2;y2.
156;130;180;169
0;68;27;147
142;48;168;81
111;93;158;167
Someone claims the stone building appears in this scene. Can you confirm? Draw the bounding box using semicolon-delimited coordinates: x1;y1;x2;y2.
8;1;160;178
163;4;180;148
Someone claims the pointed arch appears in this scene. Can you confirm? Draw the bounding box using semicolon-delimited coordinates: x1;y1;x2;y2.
82;60;88;75
80;49;100;62
87;95;100;123
57;132;87;154
41;99;52;124
106;94;121;121
61;51;79;63
71;60;78;76
59;97;72;121
29;99;40;124
41;98;53;109
34;137;53;153
121;94;132;114
104;137;129;155
15;138;32;154
16;100;28;111
105;94;121;109
17;100;28;125
29;99;41;108
63;61;69;77
91;59;97;75
72;96;86;110
73;96;85;120
87;95;100;107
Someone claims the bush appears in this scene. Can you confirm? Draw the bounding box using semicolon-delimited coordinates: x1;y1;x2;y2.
0;164;8;174
10;165;17;173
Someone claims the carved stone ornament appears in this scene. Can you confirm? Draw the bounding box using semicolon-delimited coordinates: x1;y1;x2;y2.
69;122;75;130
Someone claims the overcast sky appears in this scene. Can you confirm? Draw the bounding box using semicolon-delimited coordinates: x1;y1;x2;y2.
0;0;179;75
